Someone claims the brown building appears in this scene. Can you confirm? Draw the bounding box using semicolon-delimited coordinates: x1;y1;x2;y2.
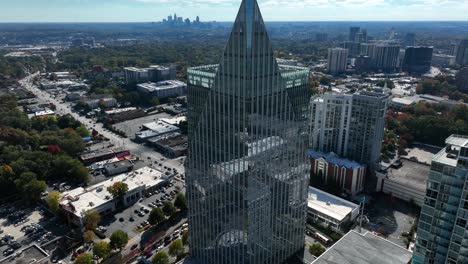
309;150;366;196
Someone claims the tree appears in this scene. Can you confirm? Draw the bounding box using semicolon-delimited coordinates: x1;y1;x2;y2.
76;125;90;137
148;208;165;225
309;243;326;257
181;230;189;246
174;193;187;210
162;201;176;216
14;171;46;202
107;182;129;200
47;191;61;213
168;239;184;258
74;253;93;264
109;230;129;250
93;241;111;260
152;251;169;264
83;230;95;244
84;210;101;230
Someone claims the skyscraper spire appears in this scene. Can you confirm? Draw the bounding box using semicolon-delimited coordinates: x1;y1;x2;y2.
216;0;280;94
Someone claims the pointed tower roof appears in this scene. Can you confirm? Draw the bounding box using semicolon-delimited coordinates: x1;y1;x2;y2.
214;0;280;94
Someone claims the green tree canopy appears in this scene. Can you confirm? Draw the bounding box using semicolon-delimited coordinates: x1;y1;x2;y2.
46;191;61;214
174;193;187;210
84;210;101;230
109;230;129;250
182;230;189;246
107;182;129;200
74;253;93;264
152;251;169;264
168;239;184;258
83;230;95;244
93;241;111;259
148;208;165;225
162;201;176;216
309;243;326;257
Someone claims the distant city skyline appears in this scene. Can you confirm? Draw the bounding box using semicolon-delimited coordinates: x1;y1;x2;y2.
1;0;468;22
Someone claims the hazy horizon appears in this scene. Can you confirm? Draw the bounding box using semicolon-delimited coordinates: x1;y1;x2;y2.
1;0;468;23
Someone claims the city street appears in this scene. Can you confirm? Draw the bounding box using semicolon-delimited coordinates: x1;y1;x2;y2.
19;73;185;176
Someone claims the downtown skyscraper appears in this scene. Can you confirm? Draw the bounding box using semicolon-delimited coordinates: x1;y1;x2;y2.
185;0;311;263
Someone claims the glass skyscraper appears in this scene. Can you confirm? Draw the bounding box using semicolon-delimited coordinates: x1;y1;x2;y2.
185;0;310;263
413;135;468;264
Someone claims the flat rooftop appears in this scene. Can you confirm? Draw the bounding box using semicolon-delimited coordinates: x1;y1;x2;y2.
142;121;180;134
60;166;166;217
387;159;430;191
307;187;359;222
188;64;309;76
433;135;468;167
137;80;186;92
401;144;441;165
312;230;413;264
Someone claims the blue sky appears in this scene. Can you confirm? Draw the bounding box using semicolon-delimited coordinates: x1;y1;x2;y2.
0;0;467;22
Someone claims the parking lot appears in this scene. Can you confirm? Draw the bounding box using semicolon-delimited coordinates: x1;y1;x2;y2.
101;177;186;239
113;112;173;139
364;193;419;247
0;205;68;261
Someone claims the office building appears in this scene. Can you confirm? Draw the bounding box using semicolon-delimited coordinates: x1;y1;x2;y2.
307;187;360;232
349;27;360;42
432;53;456;67
60;167;169;227
373;44;400;72
343;41;361;57
360;43;375;57
186;0;310;263
456;67;468;92
309;90;389;167
137;80;187;98
124;65;176;84
456;39;468;66
413;135;468;264
327;48;349;75
355;55;373;73
402;46;433;74
313;230;413;264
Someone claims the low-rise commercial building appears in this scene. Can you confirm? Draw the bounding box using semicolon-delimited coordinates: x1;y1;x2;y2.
80;148;130;165
135;121;180;142
148;133;187;158
60;166;169;227
309;150;366;196
137;80;187;98
376;159;430;207
432;53;456;67
82;94;117;109
103;160;134;176
307;186;360;232
124;65;176;84
312;230;413;264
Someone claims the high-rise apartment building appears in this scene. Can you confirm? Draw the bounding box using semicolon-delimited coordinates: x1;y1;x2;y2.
373;44;401;72
402;46;433;74
456;39;468;66
327;48;349;75
413;135;468;264
309;91;389;166
186;0;311;263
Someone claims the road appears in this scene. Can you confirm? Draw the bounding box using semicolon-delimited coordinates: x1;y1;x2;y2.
19;73;185;175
